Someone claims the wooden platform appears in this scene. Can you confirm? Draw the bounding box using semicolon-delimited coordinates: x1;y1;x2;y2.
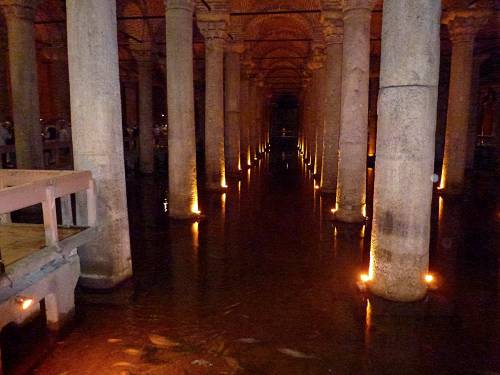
0;224;84;267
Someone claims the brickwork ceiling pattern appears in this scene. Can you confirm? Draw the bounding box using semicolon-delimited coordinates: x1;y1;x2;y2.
2;0;498;91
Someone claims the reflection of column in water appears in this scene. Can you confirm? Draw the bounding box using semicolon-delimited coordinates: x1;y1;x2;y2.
364;297;425;373
435;196;462;298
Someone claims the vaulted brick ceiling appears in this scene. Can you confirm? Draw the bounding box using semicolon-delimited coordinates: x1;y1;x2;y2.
9;0;500;93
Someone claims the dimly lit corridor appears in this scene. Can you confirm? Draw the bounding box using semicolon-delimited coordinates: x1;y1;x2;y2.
3;150;496;374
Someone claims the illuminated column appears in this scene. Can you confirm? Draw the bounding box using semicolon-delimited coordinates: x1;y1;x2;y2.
440;9;491;194
240;71;251;168
320;11;343;193
302;76;312;164
255;78;264;156
225;41;244;176
369;0;441;301
131;43;154;174
67;0;132;287
309;47;326;177
0;0;43;168
199;16;228;190
165;0;199;217
334;0;373;223
248;76;258;162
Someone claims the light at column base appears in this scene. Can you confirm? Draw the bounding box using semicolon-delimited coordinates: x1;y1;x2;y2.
424;274;433;283
16;296;34;311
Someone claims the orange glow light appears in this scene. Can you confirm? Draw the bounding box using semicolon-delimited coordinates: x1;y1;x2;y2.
424;274;434;283
16;296;34;311
360;273;371;283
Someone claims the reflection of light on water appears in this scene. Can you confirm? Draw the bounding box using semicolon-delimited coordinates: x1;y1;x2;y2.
361;225;365;238
365;299;372;345
438;196;444;222
163;198;168;212
191;222;199;249
221;192;226;216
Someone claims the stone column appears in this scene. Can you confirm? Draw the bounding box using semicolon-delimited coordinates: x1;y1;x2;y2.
0;0;43;168
320;11;343;193
309;48;326;177
302;76;312;164
333;0;373;222
240;72;251;168
255;79;264;156
165;0;199;217
466;53;489;169
131;44;154;174
199;17;228;190
0;38;9;122
369;0;441;301
66;0;132;288
224;41;244;176
47;44;70;121
440;9;491;194
248;76;258;162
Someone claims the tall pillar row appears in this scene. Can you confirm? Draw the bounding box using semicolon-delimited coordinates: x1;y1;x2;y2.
224;41;244;176
334;0;373;223
440;9;491;194
66;0;132;287
303;76;313;165
369;0;441;301
199;16;228;190
320;11;343;194
0;0;43;169
165;0;199;217
130;43;155;174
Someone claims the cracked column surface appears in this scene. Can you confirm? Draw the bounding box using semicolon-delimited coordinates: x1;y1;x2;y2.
369;0;441;302
131;44;155;174
67;0;132;288
199;17;228;191
225;42;244;176
334;0;373;223
320;12;343;194
440;9;491;194
165;0;199;217
0;0;43;168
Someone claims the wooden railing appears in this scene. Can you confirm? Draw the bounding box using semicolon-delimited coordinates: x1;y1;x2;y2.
0;170;96;272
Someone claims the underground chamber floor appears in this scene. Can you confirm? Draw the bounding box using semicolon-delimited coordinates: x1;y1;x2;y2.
8;151;500;374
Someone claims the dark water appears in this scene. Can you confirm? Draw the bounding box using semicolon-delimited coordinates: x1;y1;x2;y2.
7;151;500;374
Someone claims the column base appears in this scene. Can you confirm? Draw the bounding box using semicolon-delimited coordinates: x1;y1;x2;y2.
320;187;336;196
368;278;428;303
332;206;366;223
205;184;228;193
78;267;132;289
226;170;243;179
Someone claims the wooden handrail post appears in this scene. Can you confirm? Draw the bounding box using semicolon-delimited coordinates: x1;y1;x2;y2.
42;185;58;247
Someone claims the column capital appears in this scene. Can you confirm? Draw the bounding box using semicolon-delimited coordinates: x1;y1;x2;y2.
0;0;39;21
164;0;195;12
321;10;343;44
307;46;326;70
342;0;374;12
443;8;492;43
130;42;153;63
197;16;229;41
